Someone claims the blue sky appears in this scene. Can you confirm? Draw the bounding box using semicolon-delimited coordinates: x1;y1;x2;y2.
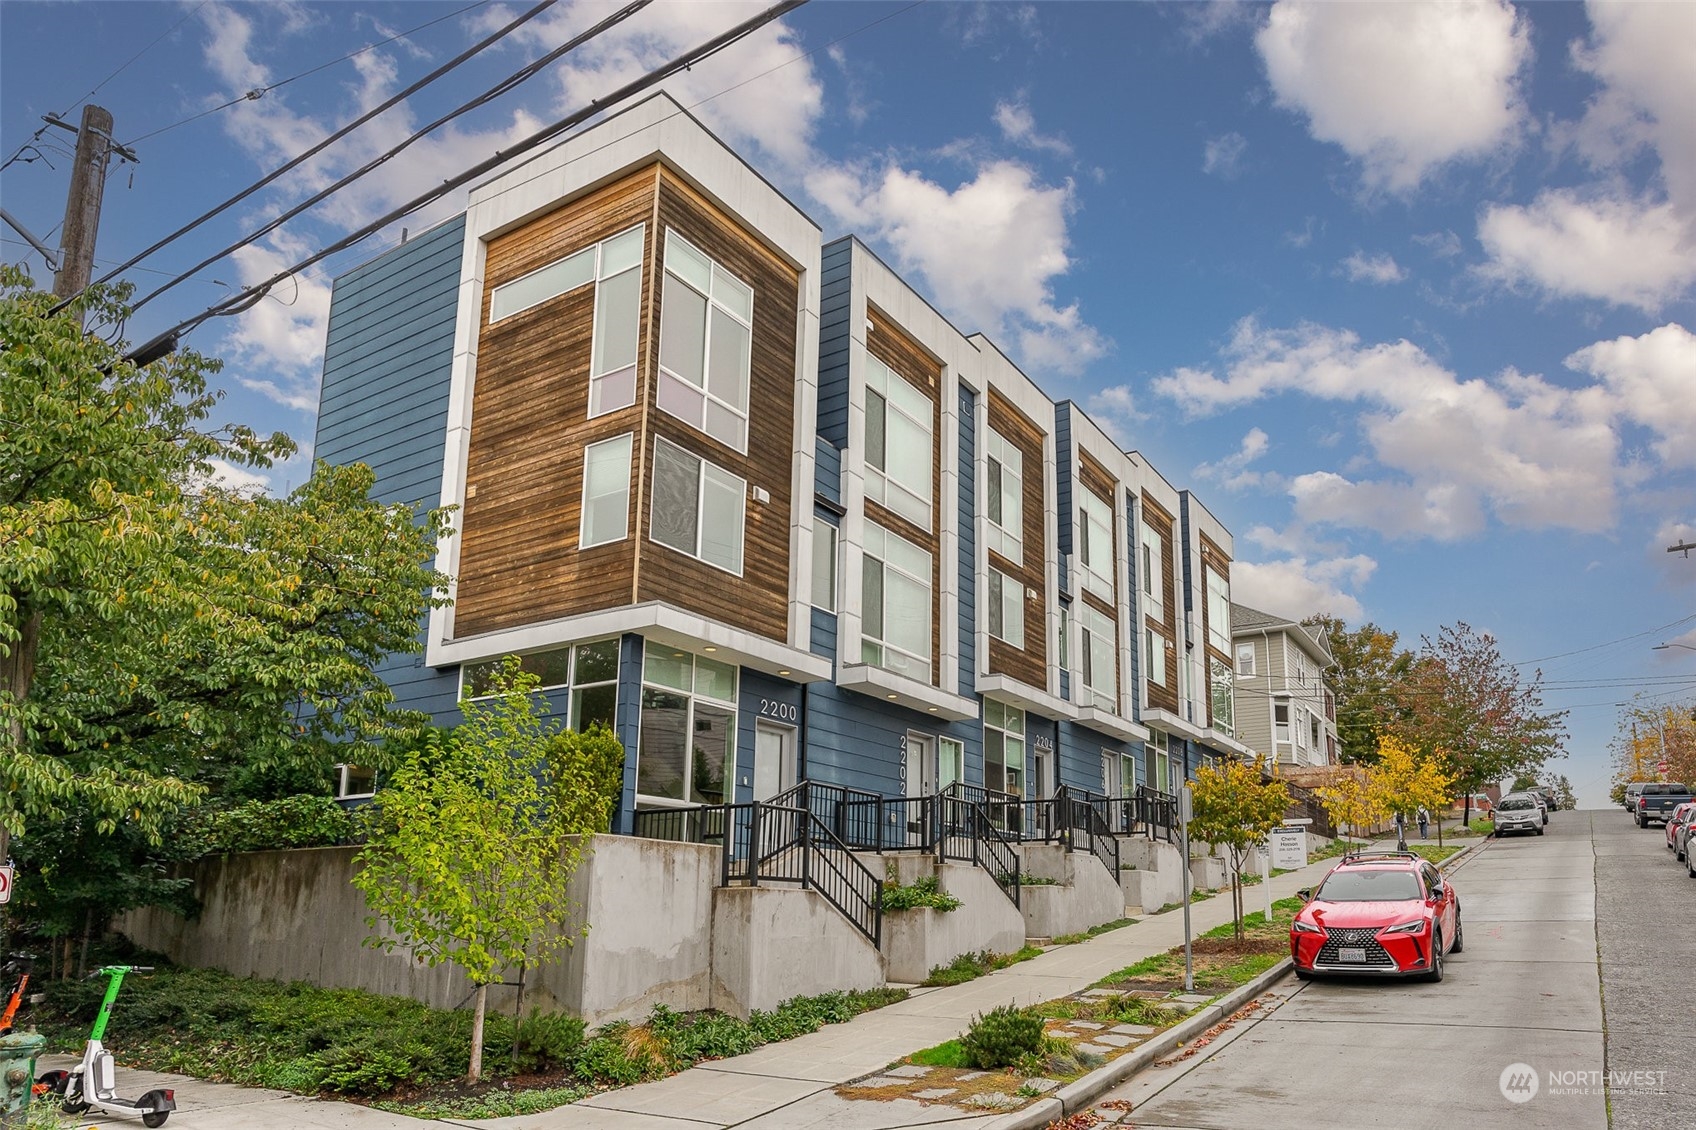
4;1;1692;806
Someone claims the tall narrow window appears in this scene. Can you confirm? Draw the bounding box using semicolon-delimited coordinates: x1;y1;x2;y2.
987;566;1025;648
580;434;633;548
637;643;738;806
863;352;933;529
1205;567;1231;653
1146;627;1167;687
657;230;752;452
811;520;839;612
1078;603;1117;711
939;737;965;789
1140;524;1164;619
984;428;1023;562
1078;488;1114;601
1210;658;1234;736
983;699;1026;810
649;437;745;574
1274;701;1291;745
1235;641;1256;677
861;521;932;682
1058;603;1072;673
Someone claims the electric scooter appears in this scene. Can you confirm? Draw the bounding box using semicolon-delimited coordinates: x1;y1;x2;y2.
0;952;35;1033
35;966;176;1127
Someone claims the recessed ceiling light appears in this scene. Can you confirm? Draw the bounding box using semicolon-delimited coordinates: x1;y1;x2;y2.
887;693;899;700
778;670;791;676
928;707;938;713
704;646;717;653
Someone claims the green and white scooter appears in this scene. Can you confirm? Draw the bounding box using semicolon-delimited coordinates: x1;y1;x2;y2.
37;966;176;1126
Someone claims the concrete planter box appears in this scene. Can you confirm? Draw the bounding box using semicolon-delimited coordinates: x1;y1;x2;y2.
880;861;1026;983
1118;865;1181;914
1189;855;1227;890
709;885;884;1017
1018;844;1124;939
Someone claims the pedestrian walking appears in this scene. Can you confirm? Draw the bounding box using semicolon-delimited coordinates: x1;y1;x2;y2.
1417;805;1430;840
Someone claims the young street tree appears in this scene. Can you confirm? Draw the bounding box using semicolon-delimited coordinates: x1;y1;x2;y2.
1369;736;1455;845
1303;615;1412;765
1187;757;1289;940
1314;767;1388;842
1;270;450;861
353;660;623;1081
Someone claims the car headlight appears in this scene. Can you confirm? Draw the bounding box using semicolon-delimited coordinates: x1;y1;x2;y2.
1381;919;1428;935
1292;920;1323;934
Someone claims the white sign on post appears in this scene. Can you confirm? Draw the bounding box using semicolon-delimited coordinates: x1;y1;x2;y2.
1270;828;1308;870
0;863;13;904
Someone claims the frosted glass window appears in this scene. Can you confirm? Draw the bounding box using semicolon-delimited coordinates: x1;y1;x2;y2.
863;352;933;529
985;429;1023;563
648;437;745;575
1079;603;1116;711
579;433;632;548
489;248;594;322
1206;567;1231;654
987;566;1024;648
812;521;838;612
657;230;752;452
700;463;745;574
589;265;641;416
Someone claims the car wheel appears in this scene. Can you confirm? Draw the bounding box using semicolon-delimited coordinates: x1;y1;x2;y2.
1536;826;1544;836
1451;916;1464;954
1688;854;1696;878
1424;935;1445;983
1295;969;1313;980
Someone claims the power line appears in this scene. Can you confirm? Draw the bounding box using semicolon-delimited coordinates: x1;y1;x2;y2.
1510;613;1696;667
59;3;211;122
124;0;810;364
77;0;566;304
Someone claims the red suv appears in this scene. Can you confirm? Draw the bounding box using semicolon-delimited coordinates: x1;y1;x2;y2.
1290;851;1462;982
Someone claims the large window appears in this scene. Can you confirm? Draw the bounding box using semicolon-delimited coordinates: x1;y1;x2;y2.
1078;488;1114;601
1140;524;1164;619
864;352;933;529
580;434;633;548
460;638;619;731
812;520;838;612
657;230;753;452
1146;627;1167;687
489;224;644;417
984;428;1023;562
649;437;745;575
861;521;932;682
1206;567;1231;653
987;566;1024;648
1210;658;1234;736
983;699;1026;803
1147;728;1172;794
1078;603;1117;711
637;643;737;806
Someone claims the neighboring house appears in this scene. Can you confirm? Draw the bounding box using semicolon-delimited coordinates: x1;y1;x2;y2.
314;92;1243;831
1229;603;1338;767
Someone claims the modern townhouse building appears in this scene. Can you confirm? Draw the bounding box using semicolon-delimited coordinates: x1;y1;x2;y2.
1229;602;1338;767
314;92;1245;841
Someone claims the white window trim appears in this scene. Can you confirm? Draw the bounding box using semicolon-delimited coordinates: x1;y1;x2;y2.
1206;567;1231;654
1146;627;1167;688
656;229;754;454
984;427;1023;563
579;433;633;549
1235;641;1256;677
1078;488;1114;602
649;437;747;577
1078;602;1117;711
811;519;839;613
635;642;739;809
864;351;934;531
334;764;376;800
1140;525;1164;619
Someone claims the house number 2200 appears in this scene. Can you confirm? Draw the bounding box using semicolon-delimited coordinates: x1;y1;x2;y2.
759;698;798;723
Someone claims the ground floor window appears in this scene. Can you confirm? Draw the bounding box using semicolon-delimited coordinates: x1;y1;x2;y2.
939;736;965;789
983;699;1026;801
334;764;376;799
460;637;619;732
636;642;738;806
1146;728;1172;794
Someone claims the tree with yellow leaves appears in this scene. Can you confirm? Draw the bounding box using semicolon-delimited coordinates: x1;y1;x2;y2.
1369;735;1455;845
1314;768;1387;842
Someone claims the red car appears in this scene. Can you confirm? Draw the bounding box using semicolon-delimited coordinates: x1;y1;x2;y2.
1664;802;1696;854
1290;851;1462;982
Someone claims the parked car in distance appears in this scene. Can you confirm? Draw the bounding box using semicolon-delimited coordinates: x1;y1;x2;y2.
1291;851;1461;982
1624;781;1649;810
1666;802;1696;859
1636;783;1695;828
1677;812;1696;865
1494;793;1545;837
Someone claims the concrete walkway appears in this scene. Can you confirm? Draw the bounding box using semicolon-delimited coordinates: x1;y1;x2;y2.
43;837;1438;1130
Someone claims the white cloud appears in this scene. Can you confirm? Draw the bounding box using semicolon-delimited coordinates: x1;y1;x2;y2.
1340;251;1407;285
1084;385;1142;446
1232;555;1376;622
1202;132;1247;179
1477;190;1696;311
201;458;274;495
1195;427;1272;491
1413;230;1464;259
1152;319;1632;538
1565;323;1696;469
807;159;1108;374
994;97;1072;158
223;231;335;405
1256;0;1530;191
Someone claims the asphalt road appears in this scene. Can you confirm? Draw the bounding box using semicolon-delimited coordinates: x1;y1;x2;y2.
1591;805;1696;1129
1101;815;1614;1129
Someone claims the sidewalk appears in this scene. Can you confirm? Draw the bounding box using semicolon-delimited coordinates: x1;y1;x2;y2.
44;838;1415;1130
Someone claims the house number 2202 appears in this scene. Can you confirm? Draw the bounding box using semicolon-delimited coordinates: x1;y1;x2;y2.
759;698;798;723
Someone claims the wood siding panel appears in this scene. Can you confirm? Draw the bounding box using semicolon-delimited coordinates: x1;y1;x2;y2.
1141;493;1179;715
454;169;658;637
866;306;944;683
985;388;1046;688
632;170;799;642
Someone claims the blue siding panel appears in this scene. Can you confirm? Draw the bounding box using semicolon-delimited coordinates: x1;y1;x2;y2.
1125;494;1142;725
803;684;983;797
817;238;853;449
957;383;977;699
1055;402;1074;562
315;216;465;726
815;437;842;506
737;670;803;803
613;634;645;834
810;607;838;661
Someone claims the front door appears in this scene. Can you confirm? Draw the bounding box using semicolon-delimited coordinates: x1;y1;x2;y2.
753;722;796;801
1100;750;1119;798
904;732;936;798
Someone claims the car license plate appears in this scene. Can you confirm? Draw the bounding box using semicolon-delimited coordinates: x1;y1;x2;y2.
1339;947;1366;963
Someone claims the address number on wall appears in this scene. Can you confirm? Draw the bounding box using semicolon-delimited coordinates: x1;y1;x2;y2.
759;698;798;723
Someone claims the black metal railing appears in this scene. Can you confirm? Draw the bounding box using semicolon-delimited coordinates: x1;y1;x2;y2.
1057;787;1120;876
1101;786;1178;843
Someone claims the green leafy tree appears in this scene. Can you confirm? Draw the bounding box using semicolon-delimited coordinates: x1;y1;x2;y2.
1;269;451;865
353;660;622;1081
1303;615;1412;765
1186;757;1289;940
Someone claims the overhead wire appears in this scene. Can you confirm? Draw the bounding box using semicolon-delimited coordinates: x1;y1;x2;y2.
75;0;568;306
123;0;810;363
1510;613;1696;668
122;0;655;315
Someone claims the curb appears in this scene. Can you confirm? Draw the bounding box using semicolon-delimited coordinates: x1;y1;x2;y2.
978;958;1296;1130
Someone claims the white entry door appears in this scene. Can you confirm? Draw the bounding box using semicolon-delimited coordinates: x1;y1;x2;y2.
753;722;796;801
904;732;937;798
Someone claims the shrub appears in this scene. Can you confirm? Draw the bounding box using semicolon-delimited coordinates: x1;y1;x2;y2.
572;1023;667;1086
880;875;962;912
960;1004;1045;1069
510;1009;586;1073
316;1039;429;1095
646;1006;757;1065
194;795;354;856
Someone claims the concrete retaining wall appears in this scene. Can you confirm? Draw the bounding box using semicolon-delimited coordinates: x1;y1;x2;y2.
709;885;885;1016
1016;844;1124;939
880;859;1026;983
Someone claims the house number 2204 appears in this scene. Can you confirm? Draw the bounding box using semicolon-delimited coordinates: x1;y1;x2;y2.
759;698;798;723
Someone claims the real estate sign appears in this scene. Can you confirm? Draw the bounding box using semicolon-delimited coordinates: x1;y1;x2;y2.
1269;828;1308;870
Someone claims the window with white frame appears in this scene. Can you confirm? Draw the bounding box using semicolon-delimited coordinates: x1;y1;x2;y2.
987;566;1025;648
811;520;838;612
1274;700;1291;744
939;736;965;789
984;428;1023;562
861;521;932;682
863;352;933;529
1078;488;1114;601
489;224;644;417
460;638;619;731
983;699;1026;802
1140;523;1164;620
1206;567;1230;653
1078;603;1117;711
334;764;376;799
580;434;633;548
1210;658;1234;736
1310;713;1322;750
1235;641;1256;677
1295;706;1309;750
1058;603;1072;674
1147;728;1172;794
1145;627;1167;687
637;643;737;806
649;437;745;575
656;230;753;452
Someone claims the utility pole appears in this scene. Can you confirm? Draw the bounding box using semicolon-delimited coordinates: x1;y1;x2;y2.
53;104;116;318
